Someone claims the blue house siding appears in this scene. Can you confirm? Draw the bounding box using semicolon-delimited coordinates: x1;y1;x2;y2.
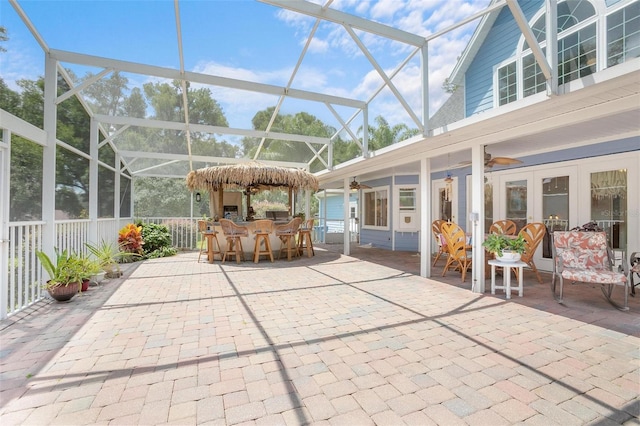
319;193;357;219
394;232;419;252
394;175;419;185
466;0;543;116
360;229;392;249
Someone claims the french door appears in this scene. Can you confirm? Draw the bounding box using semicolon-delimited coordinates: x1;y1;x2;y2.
497;167;578;272
533;166;578;272
497;172;533;234
432;177;458;223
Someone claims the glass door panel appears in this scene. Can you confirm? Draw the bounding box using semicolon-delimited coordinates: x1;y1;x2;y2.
438;188;452;221
505;179;528;232
591;169;627;250
484;182;493;233
432;178;458;255
542;175;570;259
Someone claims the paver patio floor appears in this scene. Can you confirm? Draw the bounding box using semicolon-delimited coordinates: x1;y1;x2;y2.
1;247;638;425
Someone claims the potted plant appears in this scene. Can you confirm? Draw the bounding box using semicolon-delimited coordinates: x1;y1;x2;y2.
482;233;526;262
78;253;102;291
85;240;140;278
35;249;84;301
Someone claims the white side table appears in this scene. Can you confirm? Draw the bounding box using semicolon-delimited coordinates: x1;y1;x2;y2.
489;259;527;299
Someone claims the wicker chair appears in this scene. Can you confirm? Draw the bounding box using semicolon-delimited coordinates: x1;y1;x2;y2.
431;219;449;266
440;222;472;282
518;222;546;284
489;219;517;236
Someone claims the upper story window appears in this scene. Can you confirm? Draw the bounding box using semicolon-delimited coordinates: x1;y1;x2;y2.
498;62;518;106
558;23;597;84
363;187;389;229
523;0;596;49
607;1;640;66
496;0;638;106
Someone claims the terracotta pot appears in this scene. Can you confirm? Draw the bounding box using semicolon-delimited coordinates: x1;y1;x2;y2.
81;279;90;292
47;282;79;302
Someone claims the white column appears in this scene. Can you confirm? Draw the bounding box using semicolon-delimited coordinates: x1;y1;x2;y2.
0;131;11;319
362;107;369;159
42;55;58;259
546;0;558;96
470;145;485;293
115;152;121;226
343;177;350;256
421;43;429;136
88;118;98;245
420;156;432;277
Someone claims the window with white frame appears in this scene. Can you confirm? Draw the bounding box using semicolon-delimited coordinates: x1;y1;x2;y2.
398;187;417;212
397;186;419;231
523;50;546;97
498;61;517;106
558;23;597;84
363;187;389;229
607;2;640;66
495;0;638;105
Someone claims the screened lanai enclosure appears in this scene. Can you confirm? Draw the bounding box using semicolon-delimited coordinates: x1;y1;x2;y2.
0;0;454;317
2;0;639;318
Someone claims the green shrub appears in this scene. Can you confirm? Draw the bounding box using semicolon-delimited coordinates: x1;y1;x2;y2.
146;246;178;259
139;222;173;255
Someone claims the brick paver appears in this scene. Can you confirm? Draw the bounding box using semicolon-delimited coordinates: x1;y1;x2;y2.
1;247;638;425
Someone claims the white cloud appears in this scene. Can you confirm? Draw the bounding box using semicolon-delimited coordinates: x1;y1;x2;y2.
1;44;44;91
307;37;329;54
370;0;404;20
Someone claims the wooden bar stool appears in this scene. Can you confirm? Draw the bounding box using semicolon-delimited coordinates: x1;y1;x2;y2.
252;219;274;263
197;220;219;263
275;217;302;261
219;219;248;264
204;231;222;263
297;218;315;257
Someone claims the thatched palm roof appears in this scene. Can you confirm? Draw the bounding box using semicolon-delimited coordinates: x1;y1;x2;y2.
186;162;319;193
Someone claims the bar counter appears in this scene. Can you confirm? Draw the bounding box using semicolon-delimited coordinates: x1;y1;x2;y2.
204;220;291;261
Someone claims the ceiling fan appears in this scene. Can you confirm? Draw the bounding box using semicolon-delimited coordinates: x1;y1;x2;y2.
484;147;522;168
349;177;371;190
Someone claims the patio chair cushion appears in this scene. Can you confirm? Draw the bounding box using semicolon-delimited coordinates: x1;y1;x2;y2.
555;231;610;270
561;268;626;285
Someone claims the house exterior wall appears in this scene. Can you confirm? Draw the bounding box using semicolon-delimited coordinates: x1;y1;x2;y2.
355;138;638;254
465;0;542;116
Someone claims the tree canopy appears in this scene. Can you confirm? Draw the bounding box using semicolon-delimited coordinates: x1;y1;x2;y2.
1;62;419;219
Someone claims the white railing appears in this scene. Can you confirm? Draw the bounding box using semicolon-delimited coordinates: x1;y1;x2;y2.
3;216;329;318
6;221;44;316
315;218;360;243
56;219;90;254
136;217;198;249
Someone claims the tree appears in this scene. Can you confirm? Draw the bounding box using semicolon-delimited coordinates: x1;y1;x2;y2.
358;116;419;151
242;107;334;168
0;26;8;53
83;71;129;116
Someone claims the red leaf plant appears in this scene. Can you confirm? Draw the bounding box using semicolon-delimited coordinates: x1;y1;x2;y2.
118;223;144;256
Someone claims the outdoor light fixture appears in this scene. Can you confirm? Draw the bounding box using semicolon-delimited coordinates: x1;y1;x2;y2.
195;192;201;202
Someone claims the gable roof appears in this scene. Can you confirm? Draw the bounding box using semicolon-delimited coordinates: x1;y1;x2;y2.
449;0;505;86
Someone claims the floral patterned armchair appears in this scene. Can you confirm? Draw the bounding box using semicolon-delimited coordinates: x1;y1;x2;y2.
552;231;628;310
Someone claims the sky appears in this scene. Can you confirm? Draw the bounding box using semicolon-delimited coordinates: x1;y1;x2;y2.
0;0;491;134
